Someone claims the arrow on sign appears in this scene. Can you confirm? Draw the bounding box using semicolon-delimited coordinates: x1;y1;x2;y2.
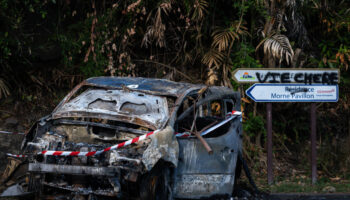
246;84;338;102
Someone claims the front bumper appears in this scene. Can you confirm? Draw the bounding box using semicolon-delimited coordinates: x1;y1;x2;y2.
28;163;125;197
28;163;119;176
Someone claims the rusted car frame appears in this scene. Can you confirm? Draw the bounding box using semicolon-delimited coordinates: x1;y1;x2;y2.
18;77;242;199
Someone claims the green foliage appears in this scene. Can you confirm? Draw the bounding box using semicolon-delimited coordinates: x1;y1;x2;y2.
232;42;262;69
0;32;11;61
230;42;262;89
80;57;106;77
304;0;350;71
262;177;350;193
243;112;266;138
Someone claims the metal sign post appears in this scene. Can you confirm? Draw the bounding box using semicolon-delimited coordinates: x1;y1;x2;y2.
266;103;273;185
246;83;338;185
311;103;317;184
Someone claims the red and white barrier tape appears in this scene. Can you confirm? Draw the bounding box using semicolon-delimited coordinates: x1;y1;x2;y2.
200;110;241;136
174;110;242;138
6;110;242;158
6;153;27;158
0;130;25;135
174;132;191;138
227;110;242;116
39;130;159;157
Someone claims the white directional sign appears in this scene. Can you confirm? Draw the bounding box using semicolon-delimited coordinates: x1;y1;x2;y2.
246;84;338;102
233;68;339;84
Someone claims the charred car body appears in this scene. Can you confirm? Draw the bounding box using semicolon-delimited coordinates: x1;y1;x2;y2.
21;77;242;199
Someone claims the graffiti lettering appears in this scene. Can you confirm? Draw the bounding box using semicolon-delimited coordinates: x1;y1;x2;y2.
256;72;269;83
270;73;279;83
322;73;329;84
285;86;314;95
295;73;303;83
255;72;338;85
281;73;290;83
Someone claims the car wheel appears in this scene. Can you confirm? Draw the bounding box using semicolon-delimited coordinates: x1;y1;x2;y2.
139;162;172;200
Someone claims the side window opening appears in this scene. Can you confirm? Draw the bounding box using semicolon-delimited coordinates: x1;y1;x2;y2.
203;121;231;138
198;103;209;117
175;95;196;133
201;100;228;138
210;100;223;118
176;94;197;118
175;97;232;138
224;99;234;113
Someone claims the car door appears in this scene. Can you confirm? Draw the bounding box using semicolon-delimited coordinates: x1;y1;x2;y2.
173;94;242;199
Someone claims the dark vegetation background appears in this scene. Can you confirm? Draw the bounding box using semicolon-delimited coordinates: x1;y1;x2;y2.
0;0;349;192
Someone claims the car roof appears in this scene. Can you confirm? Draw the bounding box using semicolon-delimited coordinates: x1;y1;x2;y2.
86;77;205;96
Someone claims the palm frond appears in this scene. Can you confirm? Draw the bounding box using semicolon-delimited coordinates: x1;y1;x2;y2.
284;0;310;49
202;49;225;69
211;22;248;52
206;68;218;85
192;0;208;21
142;5;167;48
159;0;172;15
262;34;294;65
212;28;235;52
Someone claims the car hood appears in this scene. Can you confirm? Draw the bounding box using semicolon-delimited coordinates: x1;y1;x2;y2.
52;88;169;130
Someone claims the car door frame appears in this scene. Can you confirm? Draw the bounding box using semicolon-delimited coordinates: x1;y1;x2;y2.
169;87;242;199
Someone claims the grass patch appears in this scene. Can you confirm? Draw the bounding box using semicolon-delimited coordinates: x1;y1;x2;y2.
254;175;350;193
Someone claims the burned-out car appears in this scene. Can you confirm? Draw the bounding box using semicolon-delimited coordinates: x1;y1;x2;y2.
21;77;242;199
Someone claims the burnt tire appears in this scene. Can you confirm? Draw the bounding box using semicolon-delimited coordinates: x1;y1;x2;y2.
139;162;172;200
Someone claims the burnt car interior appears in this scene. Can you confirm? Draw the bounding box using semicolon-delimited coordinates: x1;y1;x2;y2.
175;90;237;138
